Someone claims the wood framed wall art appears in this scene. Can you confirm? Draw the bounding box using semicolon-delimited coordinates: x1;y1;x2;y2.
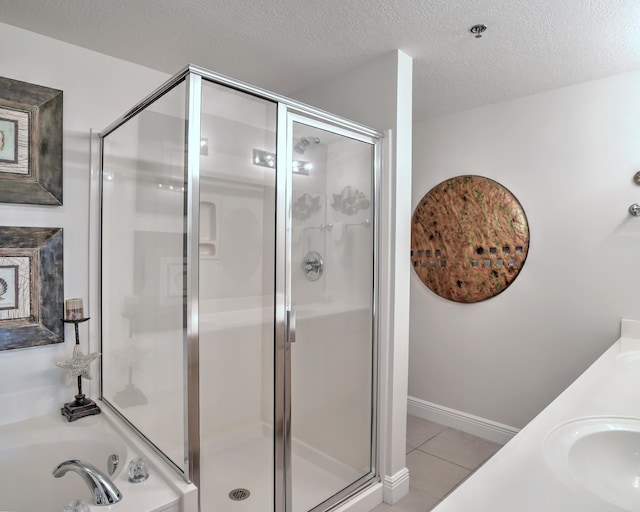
0;77;63;205
0;227;64;350
411;175;529;303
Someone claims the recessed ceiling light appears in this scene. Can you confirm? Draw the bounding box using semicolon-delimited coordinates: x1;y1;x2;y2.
470;24;487;38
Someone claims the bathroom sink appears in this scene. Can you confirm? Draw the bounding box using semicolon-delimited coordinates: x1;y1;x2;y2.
616;351;640;366
616;339;640;366
543;417;640;511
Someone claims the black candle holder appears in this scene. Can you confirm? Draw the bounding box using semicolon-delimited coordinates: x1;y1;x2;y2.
60;317;101;422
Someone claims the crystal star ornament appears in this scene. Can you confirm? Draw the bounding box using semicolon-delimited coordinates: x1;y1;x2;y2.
56;345;101;386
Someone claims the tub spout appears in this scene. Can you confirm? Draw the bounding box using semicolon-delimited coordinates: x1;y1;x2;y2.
53;459;122;505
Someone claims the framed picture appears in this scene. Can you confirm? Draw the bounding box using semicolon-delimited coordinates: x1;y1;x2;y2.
0;77;63;205
0;227;64;350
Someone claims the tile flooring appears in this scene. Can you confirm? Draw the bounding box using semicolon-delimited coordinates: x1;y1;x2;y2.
371;415;502;512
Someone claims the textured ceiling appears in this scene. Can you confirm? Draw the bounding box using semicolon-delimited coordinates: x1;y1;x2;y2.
1;0;640;121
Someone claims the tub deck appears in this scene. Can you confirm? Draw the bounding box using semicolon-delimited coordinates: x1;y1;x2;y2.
0;406;196;512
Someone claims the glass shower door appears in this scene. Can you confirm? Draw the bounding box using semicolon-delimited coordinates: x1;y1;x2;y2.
288;119;376;512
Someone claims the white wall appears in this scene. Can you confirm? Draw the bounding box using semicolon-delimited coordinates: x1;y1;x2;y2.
410;69;640;429
0;22;168;425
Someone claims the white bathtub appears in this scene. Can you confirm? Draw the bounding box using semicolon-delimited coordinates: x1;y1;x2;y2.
0;406;197;512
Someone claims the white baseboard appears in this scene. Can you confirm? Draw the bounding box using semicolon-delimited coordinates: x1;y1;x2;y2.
383;467;410;504
407;396;519;445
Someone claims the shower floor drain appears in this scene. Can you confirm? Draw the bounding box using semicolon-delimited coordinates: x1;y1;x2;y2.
229;488;251;501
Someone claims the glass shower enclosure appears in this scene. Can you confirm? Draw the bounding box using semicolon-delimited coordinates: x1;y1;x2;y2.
97;65;381;512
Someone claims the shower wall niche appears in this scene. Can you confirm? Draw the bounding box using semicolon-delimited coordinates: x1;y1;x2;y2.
98;66;381;512
199;201;217;258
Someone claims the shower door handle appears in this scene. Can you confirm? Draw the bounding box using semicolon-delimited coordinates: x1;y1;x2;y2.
286;309;296;344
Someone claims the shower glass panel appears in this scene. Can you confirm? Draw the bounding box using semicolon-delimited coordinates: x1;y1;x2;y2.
101;82;187;472
289;121;376;512
97;66;381;512
198;79;277;512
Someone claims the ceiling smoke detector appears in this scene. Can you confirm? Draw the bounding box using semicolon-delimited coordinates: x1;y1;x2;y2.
470;24;487;38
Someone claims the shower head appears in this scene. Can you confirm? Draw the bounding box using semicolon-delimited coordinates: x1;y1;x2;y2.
294;136;320;155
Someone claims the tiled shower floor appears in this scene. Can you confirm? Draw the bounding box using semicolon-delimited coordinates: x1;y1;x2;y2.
371;415;502;512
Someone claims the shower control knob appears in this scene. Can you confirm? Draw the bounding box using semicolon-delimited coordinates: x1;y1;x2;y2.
301;251;324;281
127;457;149;483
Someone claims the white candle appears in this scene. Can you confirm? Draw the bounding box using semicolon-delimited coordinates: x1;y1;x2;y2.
65;298;84;320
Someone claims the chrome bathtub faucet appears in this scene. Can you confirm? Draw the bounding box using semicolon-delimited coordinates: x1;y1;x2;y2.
52;459;122;506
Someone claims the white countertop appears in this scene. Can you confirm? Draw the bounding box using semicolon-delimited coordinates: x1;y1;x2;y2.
432;319;640;512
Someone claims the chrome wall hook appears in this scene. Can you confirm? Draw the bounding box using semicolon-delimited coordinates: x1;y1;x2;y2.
629;203;640;216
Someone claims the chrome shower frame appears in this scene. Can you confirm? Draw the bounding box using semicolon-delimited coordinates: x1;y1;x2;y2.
94;63;383;512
